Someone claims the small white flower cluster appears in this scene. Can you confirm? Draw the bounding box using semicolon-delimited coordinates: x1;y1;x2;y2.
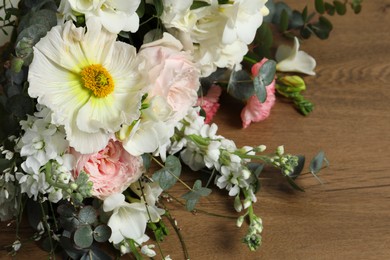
169;107;259;210
16;105;75;203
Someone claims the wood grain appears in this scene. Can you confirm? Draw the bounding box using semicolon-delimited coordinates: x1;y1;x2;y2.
1;1;389;259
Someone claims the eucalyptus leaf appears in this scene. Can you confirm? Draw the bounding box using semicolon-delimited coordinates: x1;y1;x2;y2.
290;10;304;28
80;247;111;260
315;0;325;14
136;0;145;17
310;151;326;174
152;155;181;190
272;2;292;25
259;60;276;86
6;94;34;119
253;76;267;103
74;225;93;249
227;69;254;101
181;180;212;211
333;0;347;15
79;206;97;225
93;225;111;243
285;175;305;192
141;153;151;171
279;9;289;32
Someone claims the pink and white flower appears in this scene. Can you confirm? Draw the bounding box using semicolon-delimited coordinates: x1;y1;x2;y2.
72;139;143;199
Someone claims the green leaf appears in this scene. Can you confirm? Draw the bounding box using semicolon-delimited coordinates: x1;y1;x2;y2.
324;2;335;15
93;225;111;243
315;0;325;14
333;0;347;15
302;6;308;21
290;10;304;29
289;155;305;180
74;225;93;249
0;158;10;173
57;203;76;218
141;153;151;171
279;9;289;32
191;1;210;10
78;206;97;225
253;76;267;103
80;248;111;260
152;155;181;190
259;60;276;86
153;0;164;17
227;69;254;101
181;180;212;211
310;151;327;174
136;0;145;17
6;94;34;119
285;175;305;192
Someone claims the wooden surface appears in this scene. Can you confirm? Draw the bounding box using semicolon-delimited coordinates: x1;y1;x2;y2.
1;1;390;259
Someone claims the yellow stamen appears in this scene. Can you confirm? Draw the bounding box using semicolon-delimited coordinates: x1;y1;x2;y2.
80;64;114;98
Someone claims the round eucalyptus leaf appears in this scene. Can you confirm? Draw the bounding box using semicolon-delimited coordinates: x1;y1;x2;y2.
74;225;93;249
93;225;112;243
78;205;98;225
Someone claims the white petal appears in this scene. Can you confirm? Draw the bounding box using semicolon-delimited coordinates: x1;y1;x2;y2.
103;193;126;212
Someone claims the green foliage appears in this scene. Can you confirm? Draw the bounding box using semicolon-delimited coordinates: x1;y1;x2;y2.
181;180;212;211
310;151;328;174
79;206;98;225
148;220;169;241
267;0;363;40
153;155;182;190
153;0;164;17
74;225;94;248
93;225;112;243
254;60;276;103
191;1;211;10
227;69;254;101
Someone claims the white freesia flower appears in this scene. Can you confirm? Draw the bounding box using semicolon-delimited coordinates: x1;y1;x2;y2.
60;0;141;34
221;0;269;45
103;190;164;245
28;18;143;154
103;193;150;244
275;37;317;75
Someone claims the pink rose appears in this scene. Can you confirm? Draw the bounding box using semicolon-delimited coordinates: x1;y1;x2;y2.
241;58;276;128
196;84;222;124
138;33;200;122
72;139;144;199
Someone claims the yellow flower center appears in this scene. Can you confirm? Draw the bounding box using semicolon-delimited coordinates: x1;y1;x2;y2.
80;64;114;98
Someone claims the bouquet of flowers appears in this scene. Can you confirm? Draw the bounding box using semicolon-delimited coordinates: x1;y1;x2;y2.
0;0;361;259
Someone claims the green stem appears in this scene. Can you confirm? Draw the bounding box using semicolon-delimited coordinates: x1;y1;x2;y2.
243;55;258;65
39;198;56;259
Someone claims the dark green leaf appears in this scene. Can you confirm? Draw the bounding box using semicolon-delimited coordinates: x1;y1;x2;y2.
152;155;181;190
191;1;210;10
247;163;264;178
289;155;305;180
136;0;145;17
79;206;97;225
227;69;254;101
74;225;93;249
324;2;335;15
57;203;76;218
300;26;313;39
93;225;111;243
310;151;326;174
0;158;10;172
272;2;292;25
153;0;164;17
285;175;305;192
333;0;347;15
302;6;308;21
315;0;325;14
279;9;289;32
6;94;34;119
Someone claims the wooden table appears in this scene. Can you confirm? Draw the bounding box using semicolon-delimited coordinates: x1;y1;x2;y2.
1;1;389;259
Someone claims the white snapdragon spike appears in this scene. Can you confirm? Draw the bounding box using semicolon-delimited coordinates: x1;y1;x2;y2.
59;0;141;34
103;193;150;245
28;18;144;154
17;163;50;200
275;37;317;75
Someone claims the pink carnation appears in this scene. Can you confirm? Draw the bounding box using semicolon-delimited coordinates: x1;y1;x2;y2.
241;58;276;128
138;33;200;122
196;84;222;124
72;139;144;199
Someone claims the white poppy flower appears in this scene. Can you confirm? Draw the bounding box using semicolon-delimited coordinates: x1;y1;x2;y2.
28;18;144;154
275;37;317;76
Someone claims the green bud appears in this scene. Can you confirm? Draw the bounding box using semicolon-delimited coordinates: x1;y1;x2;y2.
70;183;78;190
276;75;306;94
11;57;24;73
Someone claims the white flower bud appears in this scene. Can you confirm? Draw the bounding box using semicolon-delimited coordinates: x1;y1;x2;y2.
236;216;245;227
141;245;156;257
257;145;266;152
276;145;284;156
234;195;243;212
